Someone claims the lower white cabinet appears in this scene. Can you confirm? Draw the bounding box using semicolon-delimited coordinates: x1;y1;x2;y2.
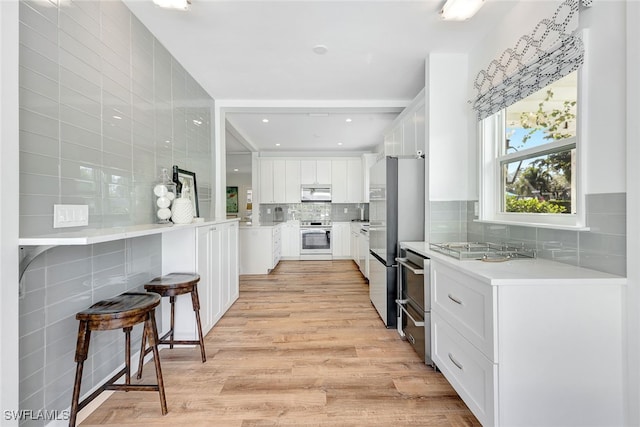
281;220;300;258
332;222;351;258
350;224;360;266
431;259;624;426
161;220;239;339
239;224;282;274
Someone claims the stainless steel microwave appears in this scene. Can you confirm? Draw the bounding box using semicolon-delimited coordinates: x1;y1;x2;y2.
301;185;331;202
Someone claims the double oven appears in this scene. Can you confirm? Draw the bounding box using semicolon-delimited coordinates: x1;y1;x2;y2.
396;247;432;366
300;221;332;259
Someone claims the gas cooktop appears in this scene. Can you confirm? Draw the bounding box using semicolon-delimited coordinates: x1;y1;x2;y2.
429;242;536;261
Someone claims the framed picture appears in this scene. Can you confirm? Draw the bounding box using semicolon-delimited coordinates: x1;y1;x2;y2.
172;165;199;218
226;186;239;213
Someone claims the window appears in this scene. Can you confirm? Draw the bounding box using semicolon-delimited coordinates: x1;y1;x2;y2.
479;72;583;228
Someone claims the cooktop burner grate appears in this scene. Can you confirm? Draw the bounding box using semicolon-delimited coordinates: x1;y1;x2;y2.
429;242;536;261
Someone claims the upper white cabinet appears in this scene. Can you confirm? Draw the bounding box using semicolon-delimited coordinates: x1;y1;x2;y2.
300;160;331;184
384;89;425;157
331;159;363;203
260;157;366;204
284;160;301;203
259;159;300;203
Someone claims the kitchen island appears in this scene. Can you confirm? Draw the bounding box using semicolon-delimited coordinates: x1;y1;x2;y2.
400;241;626;427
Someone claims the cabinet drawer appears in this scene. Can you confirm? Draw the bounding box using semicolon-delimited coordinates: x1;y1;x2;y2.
432;262;495;360
433;314;496;427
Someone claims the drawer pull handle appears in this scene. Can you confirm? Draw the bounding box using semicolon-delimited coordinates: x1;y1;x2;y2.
448;294;463;305
448;353;464;371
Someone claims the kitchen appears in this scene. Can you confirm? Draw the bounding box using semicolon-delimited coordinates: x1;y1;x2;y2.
1;0;639;426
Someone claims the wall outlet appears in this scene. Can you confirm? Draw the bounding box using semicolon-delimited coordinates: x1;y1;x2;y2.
474;201;479;217
53;204;89;228
343;207;348;213
267;208;271;214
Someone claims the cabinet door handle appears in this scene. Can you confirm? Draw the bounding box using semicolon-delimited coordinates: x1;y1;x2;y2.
448;294;463;305
210;227;217;231
448;353;464;371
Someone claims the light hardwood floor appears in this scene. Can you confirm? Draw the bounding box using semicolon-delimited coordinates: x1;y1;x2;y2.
81;260;479;426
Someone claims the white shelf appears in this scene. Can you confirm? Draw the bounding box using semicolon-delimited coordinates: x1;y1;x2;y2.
18;219;240;281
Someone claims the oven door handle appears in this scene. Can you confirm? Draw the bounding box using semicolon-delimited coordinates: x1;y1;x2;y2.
395;299;425;327
395;258;424;275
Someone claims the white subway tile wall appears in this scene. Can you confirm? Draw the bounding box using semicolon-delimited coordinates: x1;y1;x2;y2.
19;0;213;237
18;0;212;423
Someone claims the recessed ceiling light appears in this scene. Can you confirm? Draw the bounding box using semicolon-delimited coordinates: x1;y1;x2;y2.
233;168;239;172
275;143;281;147
337;142;343;146
346;118;352;123
262;118;269;123
312;44;329;55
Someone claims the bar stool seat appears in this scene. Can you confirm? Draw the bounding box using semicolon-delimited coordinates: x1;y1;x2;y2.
137;273;206;379
69;292;167;427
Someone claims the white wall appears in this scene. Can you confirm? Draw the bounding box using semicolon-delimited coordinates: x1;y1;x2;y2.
0;0;19;424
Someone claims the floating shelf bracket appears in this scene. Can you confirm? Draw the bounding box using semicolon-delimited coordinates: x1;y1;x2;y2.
19;245;55;284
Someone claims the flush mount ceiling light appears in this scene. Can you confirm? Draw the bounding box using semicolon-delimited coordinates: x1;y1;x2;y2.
312;44;329;55
345;118;352;123
440;0;484;21
153;0;191;10
262;118;269;123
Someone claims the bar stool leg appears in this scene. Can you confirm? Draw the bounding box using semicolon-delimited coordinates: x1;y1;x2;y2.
169;296;176;349
124;327;132;386
145;310;168;415
191;287;207;363
136;325;147;380
70;321;91;427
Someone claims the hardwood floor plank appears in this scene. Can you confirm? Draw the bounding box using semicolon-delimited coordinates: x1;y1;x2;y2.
80;260;478;426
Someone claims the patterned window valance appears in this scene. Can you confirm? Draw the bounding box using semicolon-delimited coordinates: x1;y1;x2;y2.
471;0;584;121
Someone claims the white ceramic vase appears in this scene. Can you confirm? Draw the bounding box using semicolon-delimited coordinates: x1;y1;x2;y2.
171;198;194;224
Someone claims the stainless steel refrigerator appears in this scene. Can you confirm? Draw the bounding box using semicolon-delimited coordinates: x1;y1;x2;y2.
368;157;424;328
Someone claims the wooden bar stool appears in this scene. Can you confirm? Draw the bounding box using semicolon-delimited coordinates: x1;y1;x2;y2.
69;292;167;427
137;273;206;379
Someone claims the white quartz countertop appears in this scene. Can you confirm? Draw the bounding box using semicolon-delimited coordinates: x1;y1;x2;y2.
400;241;626;286
19;218;240;246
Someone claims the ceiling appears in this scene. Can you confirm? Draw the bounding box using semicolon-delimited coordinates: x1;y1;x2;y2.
123;0;518;159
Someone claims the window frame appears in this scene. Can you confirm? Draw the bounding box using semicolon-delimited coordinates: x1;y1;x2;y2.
478;70;587;230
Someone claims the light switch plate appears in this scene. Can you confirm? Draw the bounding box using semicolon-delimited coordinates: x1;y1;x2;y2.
53;204;89;228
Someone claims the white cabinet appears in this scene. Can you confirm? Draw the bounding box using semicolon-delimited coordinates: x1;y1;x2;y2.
431;259;624;427
362;153;377;203
197;225;223;335
331;159;364;203
284;160;301;203
239;224;282;274
300;159;331;184
331;160;348;202
358;230;369;278
384;89;425;157
350;223;360;266
161;220;239;339
259;159;296;203
281;221;300;258
331;222;351;258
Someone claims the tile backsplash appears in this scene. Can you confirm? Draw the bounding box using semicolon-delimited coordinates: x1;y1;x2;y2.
259;203;369;223
18;0;212;424
430;192;626;276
